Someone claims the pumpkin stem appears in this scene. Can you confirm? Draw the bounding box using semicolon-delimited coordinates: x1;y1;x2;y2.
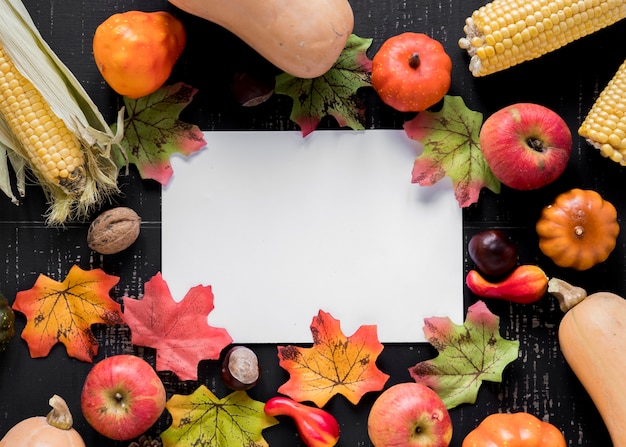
547;277;588;313
408;52;420;69
46;395;74;430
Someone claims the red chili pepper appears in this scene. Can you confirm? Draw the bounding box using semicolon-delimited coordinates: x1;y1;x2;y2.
465;264;548;304
264;397;340;447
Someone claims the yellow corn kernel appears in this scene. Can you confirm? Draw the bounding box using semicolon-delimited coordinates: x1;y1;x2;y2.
0;44;85;194
458;0;626;76
579;59;626;164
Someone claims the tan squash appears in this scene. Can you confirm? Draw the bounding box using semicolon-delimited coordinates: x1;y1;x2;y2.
549;278;626;446
0;395;85;446
536;188;619;270
167;0;354;78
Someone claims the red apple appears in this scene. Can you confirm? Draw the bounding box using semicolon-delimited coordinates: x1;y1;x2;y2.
367;382;452;447
479;103;572;190
80;354;166;441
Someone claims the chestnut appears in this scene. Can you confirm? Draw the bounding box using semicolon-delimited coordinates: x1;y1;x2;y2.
221;346;261;390
468;229;518;277
230;71;275;107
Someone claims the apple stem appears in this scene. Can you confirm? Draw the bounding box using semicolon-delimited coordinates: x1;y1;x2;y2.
527;137;545;152
46;395;74;430
115;392;125;405
408;52;420;69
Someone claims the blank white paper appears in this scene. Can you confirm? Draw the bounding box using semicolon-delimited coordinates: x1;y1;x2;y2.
161;129;463;343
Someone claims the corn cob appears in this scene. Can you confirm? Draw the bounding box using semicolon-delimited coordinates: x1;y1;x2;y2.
0;0;123;225
0;45;86;195
458;0;626;77
579;59;626;164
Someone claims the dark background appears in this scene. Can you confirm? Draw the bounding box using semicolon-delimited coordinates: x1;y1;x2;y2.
0;0;624;445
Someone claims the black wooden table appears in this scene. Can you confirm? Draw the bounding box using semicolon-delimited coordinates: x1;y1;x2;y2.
1;0;624;445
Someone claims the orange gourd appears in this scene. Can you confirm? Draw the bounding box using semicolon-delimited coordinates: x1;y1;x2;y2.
93;11;186;98
462;412;566;446
0;395;85;446
536;188;619;270
166;0;354;79
371;33;452;112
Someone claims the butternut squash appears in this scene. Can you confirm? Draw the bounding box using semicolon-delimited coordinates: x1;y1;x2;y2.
548;278;626;446
167;0;354;78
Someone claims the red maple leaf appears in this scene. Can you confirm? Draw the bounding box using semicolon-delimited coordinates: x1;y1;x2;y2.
277;310;389;407
123;272;233;381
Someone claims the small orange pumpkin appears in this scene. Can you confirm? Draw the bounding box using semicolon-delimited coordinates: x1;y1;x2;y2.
536;188;619;271
371;32;452;112
462;412;566;446
0;395;85;446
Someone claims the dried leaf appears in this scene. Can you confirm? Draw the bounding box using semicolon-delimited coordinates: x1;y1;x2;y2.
405;95;500;207
277;310;389;407
123;272;233;381
112;82;206;185
160;385;278;447
12;265;123;362
408;300;519;409
275;34;373;137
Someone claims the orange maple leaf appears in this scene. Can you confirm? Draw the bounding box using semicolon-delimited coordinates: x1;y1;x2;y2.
277;310;389;407
12;265;123;362
123;272;233;381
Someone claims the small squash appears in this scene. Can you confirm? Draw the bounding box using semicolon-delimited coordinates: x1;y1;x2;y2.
167;0;354;78
536;188;619;270
93;11;186;99
0;294;14;352
548;278;626;446
371;33;452;112
0;395;86;446
462;412;566;446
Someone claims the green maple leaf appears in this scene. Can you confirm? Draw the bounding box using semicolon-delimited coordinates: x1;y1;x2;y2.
160;385;278;447
275;34;373;137
408;300;519;409
404;95;500;207
112;82;207;186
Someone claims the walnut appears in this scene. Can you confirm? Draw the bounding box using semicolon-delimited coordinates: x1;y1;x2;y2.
87;207;141;255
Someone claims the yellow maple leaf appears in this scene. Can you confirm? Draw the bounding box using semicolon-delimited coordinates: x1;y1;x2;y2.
161;385;278;447
12;265;123;362
277;310;389;407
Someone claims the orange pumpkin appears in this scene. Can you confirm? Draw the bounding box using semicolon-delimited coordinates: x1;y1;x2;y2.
462;412;566;446
371;32;452;112
0;395;85;446
536;188;619;270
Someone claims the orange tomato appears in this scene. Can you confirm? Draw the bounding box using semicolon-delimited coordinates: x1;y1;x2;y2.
93;10;186;98
371;32;451;112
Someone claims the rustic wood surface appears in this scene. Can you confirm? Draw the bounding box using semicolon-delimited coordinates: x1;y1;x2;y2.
0;0;624;445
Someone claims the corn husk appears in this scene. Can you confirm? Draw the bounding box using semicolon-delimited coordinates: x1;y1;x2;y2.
0;0;123;225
